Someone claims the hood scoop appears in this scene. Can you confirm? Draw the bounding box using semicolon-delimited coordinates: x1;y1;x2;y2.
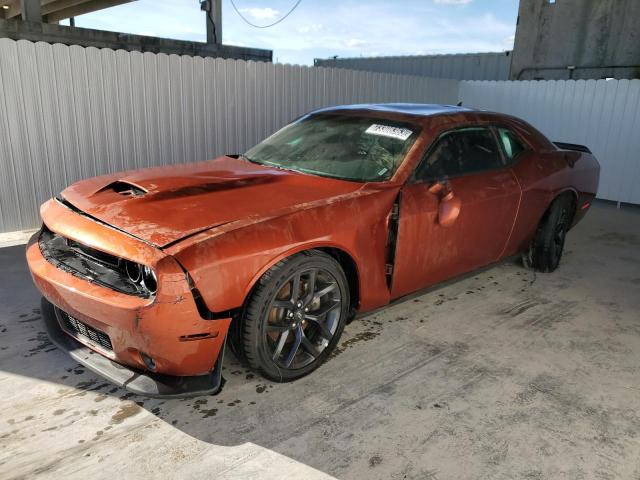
99;181;147;198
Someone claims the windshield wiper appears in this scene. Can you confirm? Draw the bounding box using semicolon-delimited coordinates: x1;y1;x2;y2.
239;154;261;165
244;156;296;174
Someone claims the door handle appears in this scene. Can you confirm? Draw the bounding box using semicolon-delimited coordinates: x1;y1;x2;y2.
428;181;461;227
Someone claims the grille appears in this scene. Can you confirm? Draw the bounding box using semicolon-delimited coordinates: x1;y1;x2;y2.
60;312;113;352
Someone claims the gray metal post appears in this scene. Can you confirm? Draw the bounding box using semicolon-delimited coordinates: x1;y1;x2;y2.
205;0;222;44
20;0;41;22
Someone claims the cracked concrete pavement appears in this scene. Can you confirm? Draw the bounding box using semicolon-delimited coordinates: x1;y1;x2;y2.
1;201;639;479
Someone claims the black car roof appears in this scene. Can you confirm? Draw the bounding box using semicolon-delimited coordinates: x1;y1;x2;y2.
312;103;474;117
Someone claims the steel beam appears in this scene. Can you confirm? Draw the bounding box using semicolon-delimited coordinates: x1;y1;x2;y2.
20;0;41;21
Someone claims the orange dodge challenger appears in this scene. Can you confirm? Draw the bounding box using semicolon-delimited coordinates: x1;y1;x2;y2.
27;104;600;397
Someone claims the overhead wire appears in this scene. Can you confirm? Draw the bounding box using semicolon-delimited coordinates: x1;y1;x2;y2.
229;0;303;28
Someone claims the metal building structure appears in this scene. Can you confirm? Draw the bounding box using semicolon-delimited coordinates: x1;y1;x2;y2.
511;0;640;80
0;0;271;61
0;0;132;22
314;52;512;81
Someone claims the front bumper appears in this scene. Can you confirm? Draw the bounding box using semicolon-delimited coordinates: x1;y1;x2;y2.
26;199;232;395
41;298;224;398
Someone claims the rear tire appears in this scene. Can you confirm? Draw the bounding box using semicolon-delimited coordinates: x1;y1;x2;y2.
241;250;349;382
528;196;573;272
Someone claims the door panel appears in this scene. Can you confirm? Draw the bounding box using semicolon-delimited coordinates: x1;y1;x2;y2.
391;168;521;298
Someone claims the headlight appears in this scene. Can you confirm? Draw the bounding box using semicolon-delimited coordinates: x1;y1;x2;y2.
141;265;157;294
123;260;157;295
125;260;141;283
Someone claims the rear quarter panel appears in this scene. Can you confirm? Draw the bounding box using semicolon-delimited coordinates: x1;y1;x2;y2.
505;149;600;256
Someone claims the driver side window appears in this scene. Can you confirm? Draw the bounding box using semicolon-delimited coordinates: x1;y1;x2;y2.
416;127;503;181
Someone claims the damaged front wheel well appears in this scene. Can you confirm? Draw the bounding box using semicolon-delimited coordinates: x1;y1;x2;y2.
315;247;360;318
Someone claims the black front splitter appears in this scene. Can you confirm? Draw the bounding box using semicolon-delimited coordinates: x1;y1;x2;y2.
40;297;225;399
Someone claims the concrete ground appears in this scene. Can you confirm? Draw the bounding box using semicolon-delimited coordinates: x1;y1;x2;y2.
1;201;639;480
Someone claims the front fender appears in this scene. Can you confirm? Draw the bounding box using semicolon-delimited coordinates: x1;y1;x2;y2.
168;187;399;314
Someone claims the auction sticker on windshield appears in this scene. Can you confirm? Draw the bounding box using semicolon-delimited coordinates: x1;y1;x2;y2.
365;124;413;141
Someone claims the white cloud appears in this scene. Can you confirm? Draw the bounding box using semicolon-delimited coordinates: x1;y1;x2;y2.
502;34;515;50
297;23;324;33
238;7;280;20
433;0;473;4
225;38;248;47
414;49;440;56
345;38;368;48
173;25;202;35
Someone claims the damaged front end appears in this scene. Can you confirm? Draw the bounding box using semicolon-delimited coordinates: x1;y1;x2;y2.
40;297;226;398
39;226;157;299
26;198;231;398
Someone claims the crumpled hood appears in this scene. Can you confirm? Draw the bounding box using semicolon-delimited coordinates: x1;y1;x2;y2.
60;156;364;248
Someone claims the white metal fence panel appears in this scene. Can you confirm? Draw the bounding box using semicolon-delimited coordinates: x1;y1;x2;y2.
0;38;459;233
315;52;512;81
459;79;640;205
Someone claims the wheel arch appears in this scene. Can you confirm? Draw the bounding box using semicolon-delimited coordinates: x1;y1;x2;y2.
241;242;361;314
315;247;360;316
525;188;576;273
545;188;578;227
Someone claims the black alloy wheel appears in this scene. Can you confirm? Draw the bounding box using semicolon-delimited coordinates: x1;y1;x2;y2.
240;250;349;381
527;196;573;273
266;267;342;369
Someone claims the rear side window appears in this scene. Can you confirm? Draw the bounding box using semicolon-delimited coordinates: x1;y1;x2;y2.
418;127;503;180
497;128;526;162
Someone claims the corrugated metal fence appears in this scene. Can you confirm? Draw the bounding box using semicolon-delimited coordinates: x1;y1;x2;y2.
458;79;640;205
0;38;639;234
0;39;459;233
315;52;512;81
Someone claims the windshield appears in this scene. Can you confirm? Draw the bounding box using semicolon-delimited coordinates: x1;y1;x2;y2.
243;113;421;182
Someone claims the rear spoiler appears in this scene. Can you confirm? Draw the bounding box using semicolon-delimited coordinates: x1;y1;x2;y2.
553;142;592;154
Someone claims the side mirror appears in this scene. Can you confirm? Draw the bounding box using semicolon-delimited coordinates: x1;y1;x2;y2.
439;191;461;227
428;181;446;195
428;181;461;227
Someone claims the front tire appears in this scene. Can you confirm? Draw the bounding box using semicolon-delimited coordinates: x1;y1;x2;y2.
528;196;573;272
241;250;349;382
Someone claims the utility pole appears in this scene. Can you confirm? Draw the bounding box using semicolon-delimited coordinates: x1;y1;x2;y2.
201;0;222;45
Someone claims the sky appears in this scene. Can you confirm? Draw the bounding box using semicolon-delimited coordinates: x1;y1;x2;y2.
64;0;520;65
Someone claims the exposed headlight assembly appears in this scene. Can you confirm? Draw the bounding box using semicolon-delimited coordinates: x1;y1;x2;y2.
141;265;158;294
39;227;159;299
124;260;157;295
